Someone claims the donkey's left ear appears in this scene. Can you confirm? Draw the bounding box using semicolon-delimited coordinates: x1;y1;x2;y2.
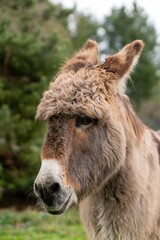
103;40;144;91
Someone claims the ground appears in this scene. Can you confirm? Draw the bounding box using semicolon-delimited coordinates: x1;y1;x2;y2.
0;208;86;240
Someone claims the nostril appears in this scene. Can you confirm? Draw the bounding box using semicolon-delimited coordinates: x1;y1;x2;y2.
50;182;60;193
34;183;39;194
34;183;44;198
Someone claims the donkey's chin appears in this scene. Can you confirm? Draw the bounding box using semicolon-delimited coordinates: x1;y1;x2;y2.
46;192;76;215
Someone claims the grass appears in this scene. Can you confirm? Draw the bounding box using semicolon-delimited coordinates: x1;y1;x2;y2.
0;208;86;240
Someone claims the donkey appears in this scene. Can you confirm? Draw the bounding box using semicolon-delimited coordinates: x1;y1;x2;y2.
34;39;160;240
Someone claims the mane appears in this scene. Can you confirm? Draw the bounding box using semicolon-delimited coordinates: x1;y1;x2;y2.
62;61;93;73
118;94;146;139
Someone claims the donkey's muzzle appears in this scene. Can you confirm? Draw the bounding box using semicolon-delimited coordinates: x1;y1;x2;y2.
34;182;61;207
34;159;76;214
34;180;73;214
47;193;73;215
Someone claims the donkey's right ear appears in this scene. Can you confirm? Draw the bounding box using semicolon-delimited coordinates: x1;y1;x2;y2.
74;39;99;64
64;39;99;69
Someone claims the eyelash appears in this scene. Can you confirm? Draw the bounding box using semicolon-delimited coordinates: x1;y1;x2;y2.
76;116;97;129
48;114;97;129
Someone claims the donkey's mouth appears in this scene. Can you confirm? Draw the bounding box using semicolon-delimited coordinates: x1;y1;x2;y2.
46;193;72;215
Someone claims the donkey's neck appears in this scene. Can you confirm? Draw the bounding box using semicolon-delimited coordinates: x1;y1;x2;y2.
80;130;160;240
118;94;146;140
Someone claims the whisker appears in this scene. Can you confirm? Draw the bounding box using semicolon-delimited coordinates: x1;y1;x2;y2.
42;182;47;199
35;199;46;212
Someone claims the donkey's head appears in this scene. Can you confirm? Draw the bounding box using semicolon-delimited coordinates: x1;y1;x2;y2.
34;39;144;214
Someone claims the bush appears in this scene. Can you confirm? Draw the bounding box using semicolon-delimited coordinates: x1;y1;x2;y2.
0;0;73;198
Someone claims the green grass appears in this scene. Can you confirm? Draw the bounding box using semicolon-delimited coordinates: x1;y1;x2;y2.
0;208;86;240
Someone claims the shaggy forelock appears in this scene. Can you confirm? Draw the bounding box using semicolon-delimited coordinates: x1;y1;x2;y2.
36;67;114;121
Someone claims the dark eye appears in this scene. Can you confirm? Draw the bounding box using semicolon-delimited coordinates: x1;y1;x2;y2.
76;115;96;129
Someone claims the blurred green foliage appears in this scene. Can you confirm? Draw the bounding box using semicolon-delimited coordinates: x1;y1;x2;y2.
0;0;73;198
0;209;86;239
0;0;159;200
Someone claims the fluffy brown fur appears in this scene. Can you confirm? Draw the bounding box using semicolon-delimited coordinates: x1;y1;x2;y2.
35;39;160;239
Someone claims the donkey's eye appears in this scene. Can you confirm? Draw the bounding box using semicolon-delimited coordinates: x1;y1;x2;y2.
76;116;94;128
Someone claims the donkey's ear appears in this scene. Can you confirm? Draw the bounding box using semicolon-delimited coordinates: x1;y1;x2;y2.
74;39;99;64
103;40;144;91
64;39;99;70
